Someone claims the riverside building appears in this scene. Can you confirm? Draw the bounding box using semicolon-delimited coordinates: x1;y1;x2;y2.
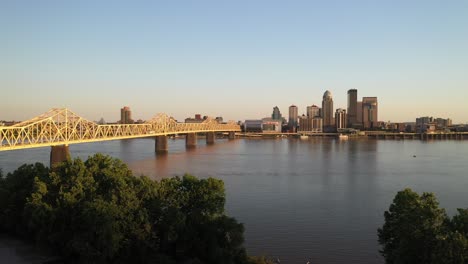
322;90;334;132
347;89;358;127
288;105;298;132
362;97;378;129
120;106;133;124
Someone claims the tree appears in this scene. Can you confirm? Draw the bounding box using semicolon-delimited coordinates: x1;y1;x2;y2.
0;163;49;236
23;154;155;263
0;155;256;264
378;188;468;264
154;174;248;264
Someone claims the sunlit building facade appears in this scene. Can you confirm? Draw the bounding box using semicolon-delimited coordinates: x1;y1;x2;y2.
322;90;334;132
335;108;347;130
362;97;378;129
288;105;298;132
120;106;133;124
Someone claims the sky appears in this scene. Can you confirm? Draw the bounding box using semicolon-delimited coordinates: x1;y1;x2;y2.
1;0;467;123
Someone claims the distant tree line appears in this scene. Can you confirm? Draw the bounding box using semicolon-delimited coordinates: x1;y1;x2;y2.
0;154;274;264
378;188;468;263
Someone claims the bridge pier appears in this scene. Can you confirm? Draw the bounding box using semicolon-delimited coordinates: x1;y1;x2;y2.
50;145;70;168
186;133;197;148
155;136;168;154
228;132;235;140
206;132;215;145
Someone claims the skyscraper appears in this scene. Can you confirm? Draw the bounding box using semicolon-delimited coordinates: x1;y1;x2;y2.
322;90;334;132
362;97;378;129
120;106;133;124
271;106;282;120
356;101;363;127
335;108;347;130
306;105;321;118
288;105;298;132
347;89;357;127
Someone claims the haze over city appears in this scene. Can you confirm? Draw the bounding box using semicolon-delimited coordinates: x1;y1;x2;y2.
1;1;467;123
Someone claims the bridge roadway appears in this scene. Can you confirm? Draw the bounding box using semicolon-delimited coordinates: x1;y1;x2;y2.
0;108;241;166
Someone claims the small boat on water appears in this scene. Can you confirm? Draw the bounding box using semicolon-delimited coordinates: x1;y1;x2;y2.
300;135;309;140
338;134;349;140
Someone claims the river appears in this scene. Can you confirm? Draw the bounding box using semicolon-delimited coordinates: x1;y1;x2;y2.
1;137;468;263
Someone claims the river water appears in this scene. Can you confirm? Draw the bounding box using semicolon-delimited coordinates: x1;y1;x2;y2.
1;138;468;263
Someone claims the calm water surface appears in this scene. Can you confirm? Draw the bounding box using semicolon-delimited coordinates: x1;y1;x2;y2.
1;138;468;263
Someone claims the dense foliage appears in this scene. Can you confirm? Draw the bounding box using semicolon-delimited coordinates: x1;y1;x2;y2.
378;188;468;264
0;154;270;264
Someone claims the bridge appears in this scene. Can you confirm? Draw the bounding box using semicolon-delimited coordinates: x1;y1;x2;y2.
0;108;241;166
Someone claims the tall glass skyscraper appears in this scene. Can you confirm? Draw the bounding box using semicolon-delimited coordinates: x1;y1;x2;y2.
322;90;334;131
347;89;358;127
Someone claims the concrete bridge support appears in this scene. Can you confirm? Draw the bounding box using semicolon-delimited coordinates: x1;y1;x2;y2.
50;145;70;167
228;132;235;140
186;133;197;148
206;132;215;145
155;136;168;154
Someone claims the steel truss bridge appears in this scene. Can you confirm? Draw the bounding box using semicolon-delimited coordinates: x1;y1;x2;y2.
0;108;241;152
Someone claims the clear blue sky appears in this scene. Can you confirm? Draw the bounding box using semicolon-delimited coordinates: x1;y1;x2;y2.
1;0;467;123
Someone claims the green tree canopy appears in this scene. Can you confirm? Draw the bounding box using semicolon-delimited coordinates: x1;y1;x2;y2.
378;188;468;264
0;154;258;264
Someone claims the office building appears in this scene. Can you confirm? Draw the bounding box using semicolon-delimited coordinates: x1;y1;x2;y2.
347;89;358;127
306;105;321;118
271;106;283;120
362;97;378;129
335;108;347;130
120;106;133;124
356;101;363;127
322;90;334;132
288;105;298;132
298;115;323;132
416;116;452;132
185;114;204;123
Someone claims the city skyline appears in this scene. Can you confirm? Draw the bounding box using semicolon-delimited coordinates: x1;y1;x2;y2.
1;1;468;123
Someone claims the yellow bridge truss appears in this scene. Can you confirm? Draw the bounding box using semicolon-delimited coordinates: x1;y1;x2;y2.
0;108;241;151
